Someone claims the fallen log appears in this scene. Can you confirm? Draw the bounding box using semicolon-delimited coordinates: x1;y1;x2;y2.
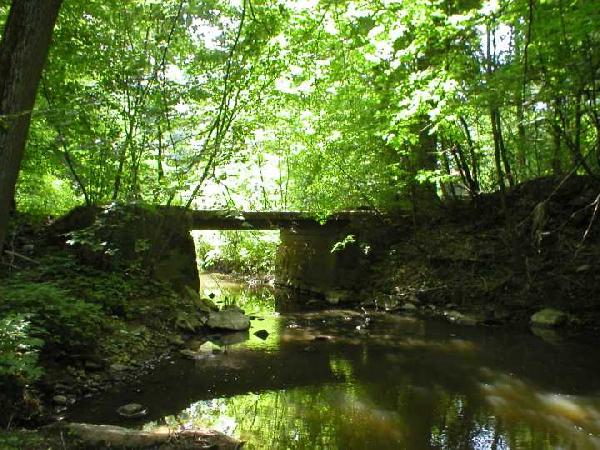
45;422;243;449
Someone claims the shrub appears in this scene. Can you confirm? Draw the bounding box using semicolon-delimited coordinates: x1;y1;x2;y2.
0;314;44;426
0;314;43;384
196;230;279;276
0;283;107;358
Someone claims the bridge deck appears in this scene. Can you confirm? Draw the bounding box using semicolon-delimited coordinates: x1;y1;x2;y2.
188;210;376;230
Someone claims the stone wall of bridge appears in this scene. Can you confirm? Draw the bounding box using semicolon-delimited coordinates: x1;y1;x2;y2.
275;214;389;303
54;204;388;302
276;227;361;296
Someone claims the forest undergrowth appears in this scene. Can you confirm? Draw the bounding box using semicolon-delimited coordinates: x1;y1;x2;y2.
0;223;204;430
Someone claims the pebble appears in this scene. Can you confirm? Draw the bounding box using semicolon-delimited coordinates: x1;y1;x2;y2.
313;335;332;341
53;395;68;406
117;403;147;418
179;349;197;359
84;361;103;371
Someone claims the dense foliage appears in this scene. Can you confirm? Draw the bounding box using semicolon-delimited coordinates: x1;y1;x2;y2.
0;313;43;426
1;0;597;217
0;314;43;385
195;230;279;276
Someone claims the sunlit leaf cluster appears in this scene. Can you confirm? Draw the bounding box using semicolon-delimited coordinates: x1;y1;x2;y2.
7;0;599;215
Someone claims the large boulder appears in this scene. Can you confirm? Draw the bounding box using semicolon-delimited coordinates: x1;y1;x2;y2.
206;310;250;331
531;308;568;328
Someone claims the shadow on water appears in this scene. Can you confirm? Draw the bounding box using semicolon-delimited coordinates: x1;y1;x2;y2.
68;274;600;449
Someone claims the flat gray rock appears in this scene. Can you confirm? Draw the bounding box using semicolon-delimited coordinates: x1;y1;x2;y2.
117;403;147;418
207;310;250;331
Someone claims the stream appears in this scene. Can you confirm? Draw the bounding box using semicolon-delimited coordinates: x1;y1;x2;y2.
67;274;600;449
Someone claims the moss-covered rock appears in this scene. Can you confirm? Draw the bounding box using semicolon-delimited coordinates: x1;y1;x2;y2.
530;308;568;328
206;310;251;331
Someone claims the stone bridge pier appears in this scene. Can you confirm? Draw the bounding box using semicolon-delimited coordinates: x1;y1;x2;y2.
276;225;368;299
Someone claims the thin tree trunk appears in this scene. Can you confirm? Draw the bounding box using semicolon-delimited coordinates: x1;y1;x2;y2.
41;80;91;206
450;142;478;198
157;124;165;182
491;108;507;193
440;147;456;199
495;109;515;188
574;91;584;169
553;92;594;175
112;119;136;201
516;92;527;180
0;0;63;252
459;115;480;191
551;101;563;176
516;0;535;181
552;134;563;175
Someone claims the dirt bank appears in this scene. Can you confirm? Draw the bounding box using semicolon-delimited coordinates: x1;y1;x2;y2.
364;175;600;331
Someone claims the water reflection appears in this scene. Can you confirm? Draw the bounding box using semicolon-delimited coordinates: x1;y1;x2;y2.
481;373;600;450
147;378;600;450
152;385;409;449
68;276;600;449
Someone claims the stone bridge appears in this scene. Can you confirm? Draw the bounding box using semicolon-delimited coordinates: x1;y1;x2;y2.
57;205;386;302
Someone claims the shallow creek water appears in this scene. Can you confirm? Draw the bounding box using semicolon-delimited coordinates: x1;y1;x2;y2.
68;274;600;449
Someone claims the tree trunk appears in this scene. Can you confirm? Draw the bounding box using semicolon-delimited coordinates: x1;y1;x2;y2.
440;145;456;199
0;0;63;252
494;109;515;188
551;126;562;176
490;107;507;193
516;91;528;180
409;118;439;210
459;115;480;191
450;142;478;198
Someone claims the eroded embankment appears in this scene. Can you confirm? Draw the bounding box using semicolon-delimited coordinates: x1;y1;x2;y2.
362;176;600;331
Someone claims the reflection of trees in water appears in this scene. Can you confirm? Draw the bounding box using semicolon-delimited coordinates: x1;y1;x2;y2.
140;301;600;449
175;385;407;449
149;369;598;449
200;273;277;315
